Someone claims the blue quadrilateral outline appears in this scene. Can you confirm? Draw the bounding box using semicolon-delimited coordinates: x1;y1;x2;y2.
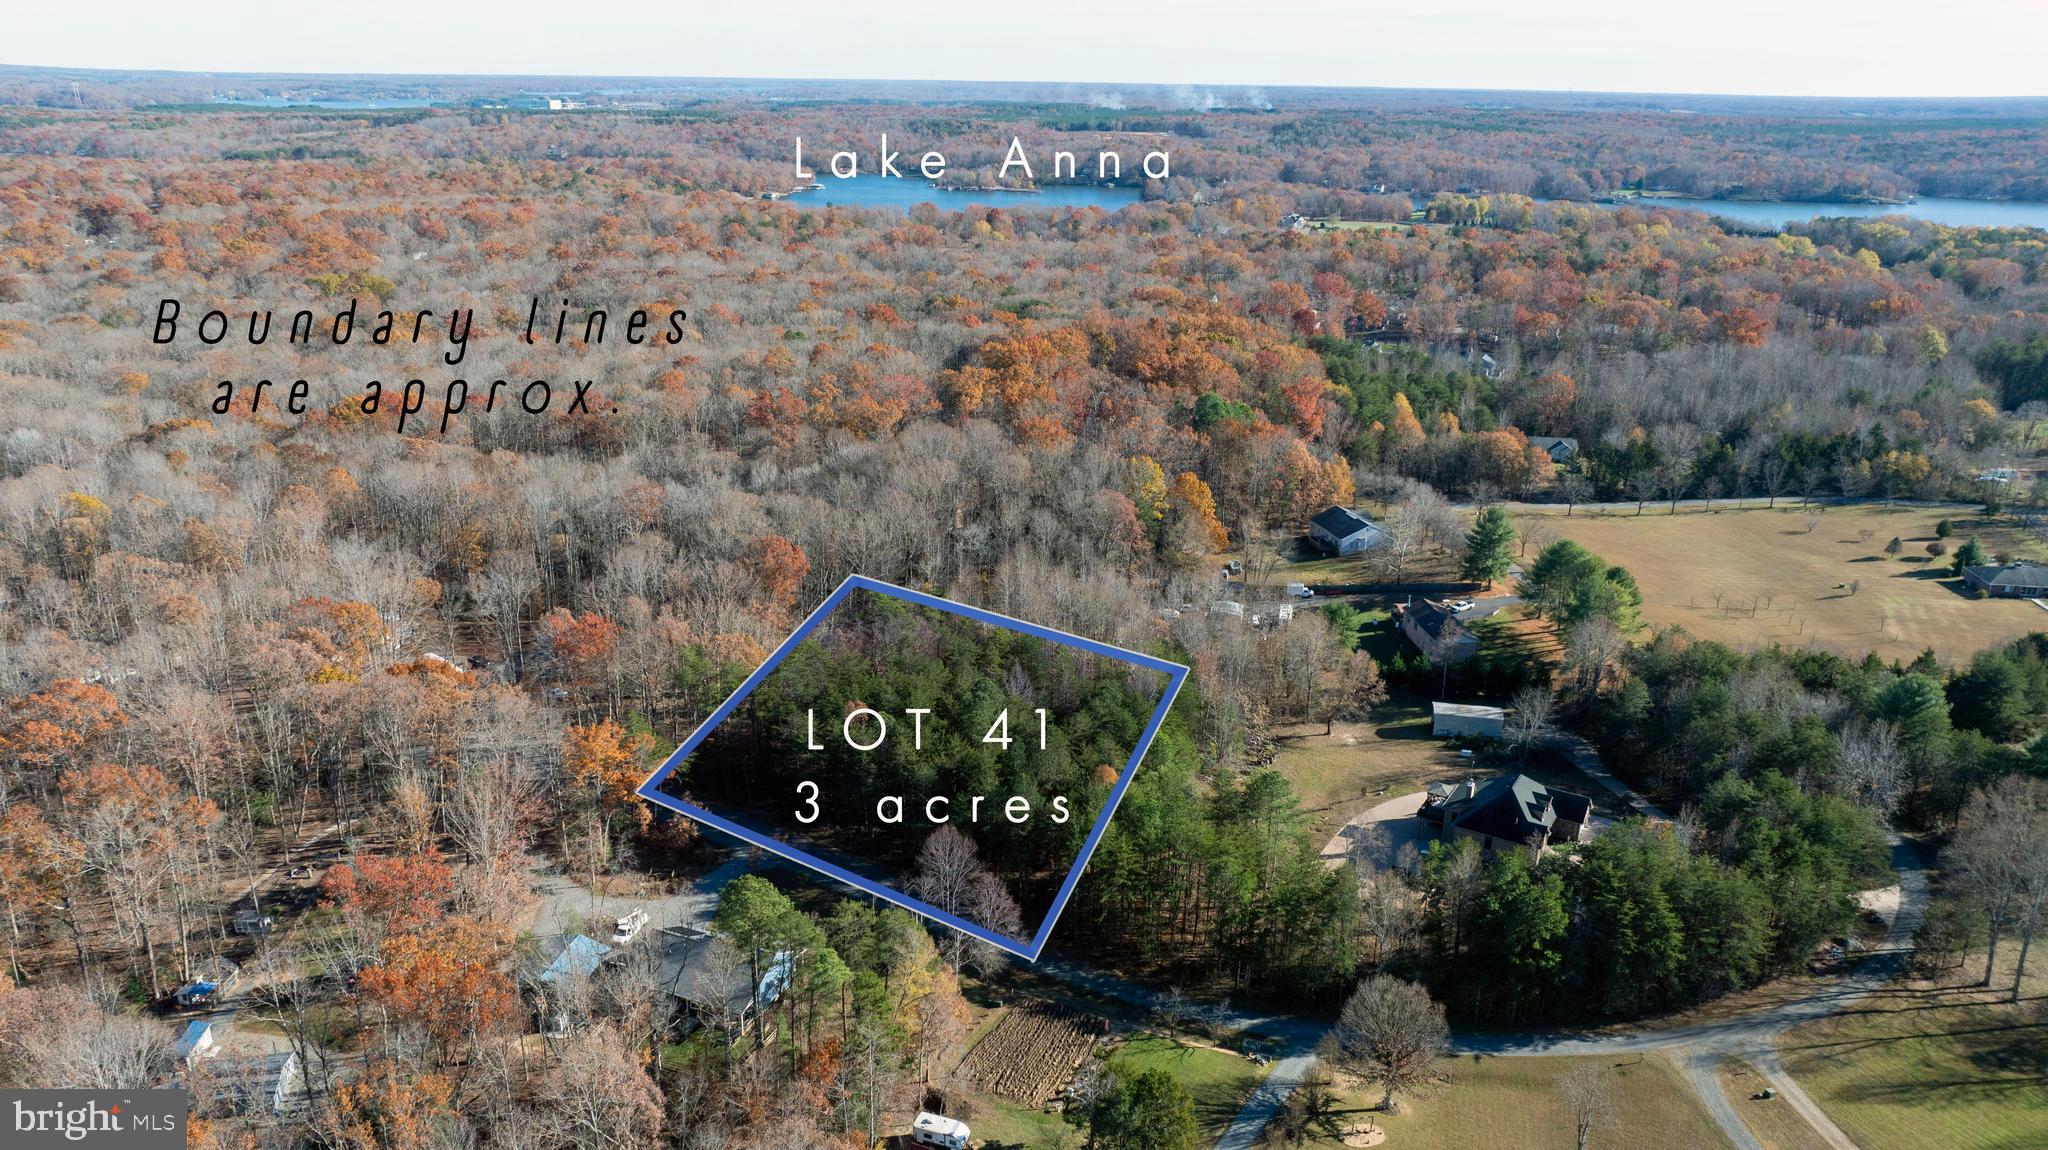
636;573;1188;962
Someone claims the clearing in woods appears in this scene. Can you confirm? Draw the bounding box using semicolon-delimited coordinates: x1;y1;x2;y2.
1522;504;2047;663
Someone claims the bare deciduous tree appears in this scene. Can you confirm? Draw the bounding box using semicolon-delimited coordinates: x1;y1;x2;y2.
1330;974;1450;1112
1558;1062;1613;1150
1503;685;1556;753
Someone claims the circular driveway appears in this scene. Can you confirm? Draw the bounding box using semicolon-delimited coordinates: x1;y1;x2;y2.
1319;791;1434;871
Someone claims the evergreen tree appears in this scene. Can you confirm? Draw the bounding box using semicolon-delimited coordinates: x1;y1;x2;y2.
1952;536;1987;575
1460;506;1517;584
1091;1066;1199;1150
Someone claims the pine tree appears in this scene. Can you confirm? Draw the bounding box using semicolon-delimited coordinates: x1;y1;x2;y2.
1460;506;1517;584
1952;536;1987;575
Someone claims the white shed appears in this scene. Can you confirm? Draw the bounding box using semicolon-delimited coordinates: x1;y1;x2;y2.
1432;701;1505;739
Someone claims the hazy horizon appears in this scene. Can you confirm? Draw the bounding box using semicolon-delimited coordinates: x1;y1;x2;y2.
9;0;2048;101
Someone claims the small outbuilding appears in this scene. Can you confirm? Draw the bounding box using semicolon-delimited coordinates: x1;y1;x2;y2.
172;957;240;1008
1432;701;1505;739
232;906;274;936
173;1019;219;1063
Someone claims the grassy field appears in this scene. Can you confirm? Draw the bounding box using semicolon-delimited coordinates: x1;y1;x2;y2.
1109;1035;1267;1142
962;1095;1076;1149
1777;949;2048;1150
1269;701;1466;841
1303;1052;1734;1150
1526;504;2048;663
1717;1059;1838;1150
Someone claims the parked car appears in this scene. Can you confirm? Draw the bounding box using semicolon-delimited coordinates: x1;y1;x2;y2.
1447;599;1476;612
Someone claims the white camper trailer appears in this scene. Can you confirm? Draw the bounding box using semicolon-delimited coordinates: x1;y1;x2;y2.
910;1111;971;1150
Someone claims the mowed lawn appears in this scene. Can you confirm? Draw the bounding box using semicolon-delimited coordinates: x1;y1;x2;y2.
1778;952;2048;1150
1108;1035;1267;1143
1306;1053;1734;1150
961;1096;1076;1149
1528;505;2048;663
1269;701;1469;841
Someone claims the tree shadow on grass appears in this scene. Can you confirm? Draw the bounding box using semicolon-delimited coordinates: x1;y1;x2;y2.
1191;1073;1262;1135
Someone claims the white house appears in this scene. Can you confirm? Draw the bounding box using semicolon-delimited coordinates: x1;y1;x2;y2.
1432;702;1505;738
1308;506;1386;555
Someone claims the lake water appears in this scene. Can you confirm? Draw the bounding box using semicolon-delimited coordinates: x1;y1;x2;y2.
1607;195;2048;231
782;174;1143;213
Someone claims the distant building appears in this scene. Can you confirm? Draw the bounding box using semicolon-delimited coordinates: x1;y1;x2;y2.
1431;702;1505;739
1307;506;1387;555
1528;436;1580;463
1420;774;1591;852
237;1052;305;1116
1400;600;1481;664
231;906;274;936
1963;560;2048;598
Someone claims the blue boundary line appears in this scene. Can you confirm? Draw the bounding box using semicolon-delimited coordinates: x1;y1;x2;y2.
636;573;1187;961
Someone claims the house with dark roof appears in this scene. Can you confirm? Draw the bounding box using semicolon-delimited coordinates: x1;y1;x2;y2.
1963;560;2048;599
652;926;792;1039
1307;505;1387;555
1400;600;1481;664
1528;436;1580;463
1420;774;1592;852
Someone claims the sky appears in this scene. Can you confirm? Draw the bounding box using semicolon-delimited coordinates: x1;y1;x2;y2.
9;0;2047;99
